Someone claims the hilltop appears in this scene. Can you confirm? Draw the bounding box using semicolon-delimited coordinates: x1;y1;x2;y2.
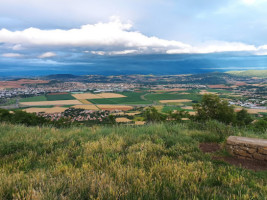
0;122;266;199
226;70;267;78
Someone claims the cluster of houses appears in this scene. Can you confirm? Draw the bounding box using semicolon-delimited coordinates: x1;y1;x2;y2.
229;99;267;110
38;109;111;123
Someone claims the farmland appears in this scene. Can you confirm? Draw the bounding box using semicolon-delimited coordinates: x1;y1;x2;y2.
20;100;82;106
13;74;267;123
89;92;153;105
159;99;192;103
72;105;99;110
46;93;76;101
20;95;47;102
97;105;133;111
145;92;202;102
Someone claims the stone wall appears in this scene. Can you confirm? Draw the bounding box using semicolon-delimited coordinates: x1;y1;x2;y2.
226;136;267;162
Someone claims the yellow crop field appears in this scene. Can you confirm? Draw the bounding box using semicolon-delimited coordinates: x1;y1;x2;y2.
189;111;196;116
112;112;125;116
235;108;267;114
181;118;190;121
98;105;133;111
23;108;48;113
72;93;102;100
199;90;217;95
72;92;126;100
72;105;99;110
135;121;145;125
97;93;126;98
115;117;132;123
159;99;192;103
20;100;82;106
182;106;194;110
24;107;68;113
45;107;68;113
79;99;92;104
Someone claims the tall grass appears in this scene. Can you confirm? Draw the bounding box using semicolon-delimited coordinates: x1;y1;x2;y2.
0;122;266;199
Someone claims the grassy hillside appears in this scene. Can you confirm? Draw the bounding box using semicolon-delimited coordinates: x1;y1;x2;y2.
226;70;267;78
0;122;266;199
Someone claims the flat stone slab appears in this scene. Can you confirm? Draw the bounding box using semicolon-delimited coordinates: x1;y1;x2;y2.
227;136;267;148
226;136;267;162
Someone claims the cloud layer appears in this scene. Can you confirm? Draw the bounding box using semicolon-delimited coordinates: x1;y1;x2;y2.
0;18;266;57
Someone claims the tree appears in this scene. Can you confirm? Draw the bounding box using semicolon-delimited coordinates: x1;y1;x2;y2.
236;108;253;126
0;108;11;122
108;115;116;124
253;117;267;132
143;107;166;122
193;94;235;124
167;110;188;122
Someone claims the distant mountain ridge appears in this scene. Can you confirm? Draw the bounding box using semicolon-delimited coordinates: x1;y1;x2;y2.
226;70;267;78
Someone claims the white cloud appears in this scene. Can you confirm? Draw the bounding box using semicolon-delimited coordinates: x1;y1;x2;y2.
0;18;190;54
0;18;265;55
1;53;23;57
12;44;24;50
91;49;138;55
167;41;257;54
38;52;56;58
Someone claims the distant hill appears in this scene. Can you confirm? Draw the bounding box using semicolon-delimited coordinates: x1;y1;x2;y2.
44;74;81;80
226;70;267;78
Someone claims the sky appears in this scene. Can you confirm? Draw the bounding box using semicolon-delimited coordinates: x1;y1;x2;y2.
1;0;267;65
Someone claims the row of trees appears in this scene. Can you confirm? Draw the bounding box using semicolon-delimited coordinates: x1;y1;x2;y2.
0;109;73;128
143;94;267;132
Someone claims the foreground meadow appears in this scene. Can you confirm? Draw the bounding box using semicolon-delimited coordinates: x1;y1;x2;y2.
0;122;266;199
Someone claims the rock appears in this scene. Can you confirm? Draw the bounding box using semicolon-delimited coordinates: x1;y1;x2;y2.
240;146;256;154
234;149;252;158
258;147;267;155
253;153;267;161
226;136;267;162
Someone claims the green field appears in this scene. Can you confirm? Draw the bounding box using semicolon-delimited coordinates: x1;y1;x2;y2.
206;89;232;93
146;92;202;102
0;122;266;199
161;105;194;113
20;95;47;102
46;93;76;101
89;92;153;105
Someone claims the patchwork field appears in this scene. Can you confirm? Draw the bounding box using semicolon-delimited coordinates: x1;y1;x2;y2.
0;79;49;89
182;106;194;110
97;93;126;98
23;107;48;113
20;100;82;106
199;90;217;95
20;95;47;102
72;105;99;110
89;92;152;105
145;92;201;102
97;105;133;111
79;99;92;104
189;111;197;115
23;107;68;113
160;99;192;103
235;108;267;114
115;117;132;123
72;93;102;100
46;93;76;101
72;92;126;100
